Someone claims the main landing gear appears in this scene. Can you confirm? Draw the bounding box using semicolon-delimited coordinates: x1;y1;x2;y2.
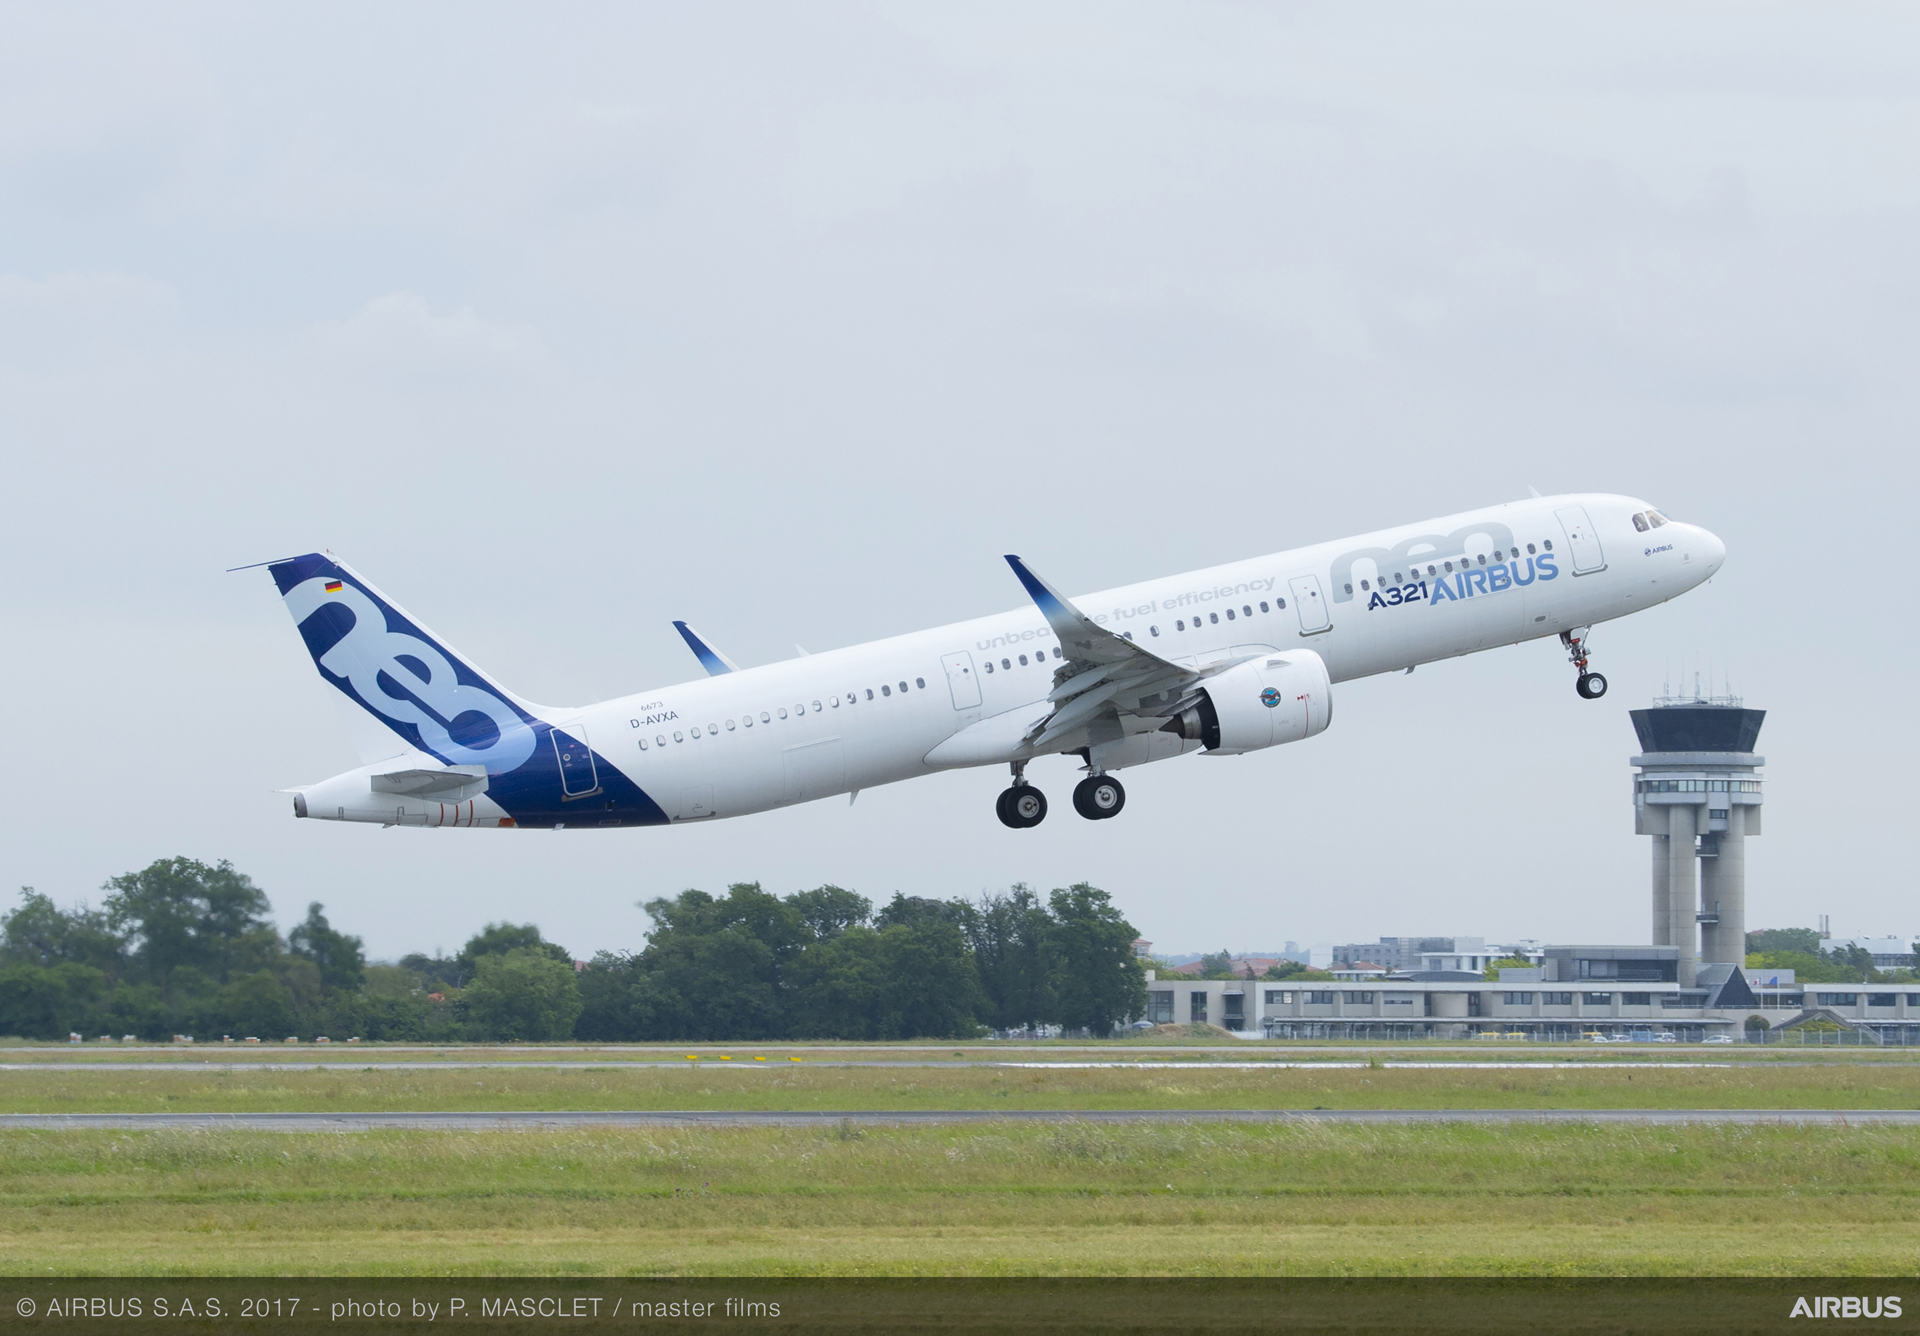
1562;626;1608;700
996;762;1047;829
1072;773;1126;821
995;764;1128;826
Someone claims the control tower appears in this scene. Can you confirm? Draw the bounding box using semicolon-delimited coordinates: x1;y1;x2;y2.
1630;691;1765;987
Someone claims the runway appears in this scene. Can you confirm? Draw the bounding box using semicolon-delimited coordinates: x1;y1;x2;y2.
0;1059;1762;1072
3;1108;1915;1131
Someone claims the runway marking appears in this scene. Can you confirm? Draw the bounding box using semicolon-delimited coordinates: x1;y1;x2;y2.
1;1109;1913;1131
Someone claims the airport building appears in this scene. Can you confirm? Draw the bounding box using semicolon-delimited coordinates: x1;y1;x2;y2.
1141;692;1919;1042
1142;959;1920;1042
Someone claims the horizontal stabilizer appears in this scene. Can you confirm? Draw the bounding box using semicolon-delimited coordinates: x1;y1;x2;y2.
673;620;739;676
370;764;489;800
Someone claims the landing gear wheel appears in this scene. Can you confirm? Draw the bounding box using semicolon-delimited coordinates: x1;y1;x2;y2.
1072;774;1126;820
997;785;1047;828
1561;627;1605;701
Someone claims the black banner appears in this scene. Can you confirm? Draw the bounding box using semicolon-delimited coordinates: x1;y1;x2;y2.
0;1279;1911;1335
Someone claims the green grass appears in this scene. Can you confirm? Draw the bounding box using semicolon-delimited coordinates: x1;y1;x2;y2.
6;1062;1920;1113
3;1121;1917;1275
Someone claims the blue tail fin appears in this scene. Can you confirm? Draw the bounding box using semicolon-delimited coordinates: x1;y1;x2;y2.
267;553;542;775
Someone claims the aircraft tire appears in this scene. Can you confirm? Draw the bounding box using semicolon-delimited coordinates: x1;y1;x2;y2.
1072;774;1126;820
1576;671;1608;700
1001;785;1047;828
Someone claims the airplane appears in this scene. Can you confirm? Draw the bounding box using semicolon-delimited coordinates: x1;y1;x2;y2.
257;493;1724;831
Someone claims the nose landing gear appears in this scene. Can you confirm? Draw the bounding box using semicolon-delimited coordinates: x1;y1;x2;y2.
1562;627;1608;699
996;761;1047;829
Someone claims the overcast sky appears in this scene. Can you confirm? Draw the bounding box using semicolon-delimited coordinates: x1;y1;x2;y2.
2;3;1916;961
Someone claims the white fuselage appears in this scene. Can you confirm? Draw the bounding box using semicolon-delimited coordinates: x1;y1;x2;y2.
294;493;1723;828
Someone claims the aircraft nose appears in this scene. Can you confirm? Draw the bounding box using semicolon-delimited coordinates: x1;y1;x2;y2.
1697;527;1726;574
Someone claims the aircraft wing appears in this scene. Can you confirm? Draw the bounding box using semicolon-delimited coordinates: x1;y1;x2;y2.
673;620;740;676
1003;556;1201;752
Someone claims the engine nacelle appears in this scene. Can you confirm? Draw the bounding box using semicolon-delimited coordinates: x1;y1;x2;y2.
1159;650;1332;755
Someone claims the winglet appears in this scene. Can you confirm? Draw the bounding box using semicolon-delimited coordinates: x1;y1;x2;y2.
673;621;739;676
1004;555;1085;643
1004;555;1165;668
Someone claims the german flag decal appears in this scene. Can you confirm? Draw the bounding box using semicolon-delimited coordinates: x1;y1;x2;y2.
323;580;343;593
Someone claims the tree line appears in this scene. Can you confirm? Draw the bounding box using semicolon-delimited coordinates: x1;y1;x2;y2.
1745;928;1919;985
0;858;1146;1043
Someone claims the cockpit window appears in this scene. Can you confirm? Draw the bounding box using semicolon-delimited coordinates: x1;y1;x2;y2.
1648;510;1668;528
1632;513;1650;532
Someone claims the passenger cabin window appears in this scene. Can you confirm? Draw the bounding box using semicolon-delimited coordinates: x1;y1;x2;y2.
1526;543;1536;554
1177;619;1186;631
881;685;891;696
1002;659;1011;670
1543;539;1553;550
1343;583;1352;594
1277;598;1286;608
1226;607;1236;619
1150;625;1160;636
1444;561;1454;572
1359;581;1369;592
1243;605;1252;616
1208;612;1218;624
1019;654;1028;665
1259;601;1269;613
984;662;994;673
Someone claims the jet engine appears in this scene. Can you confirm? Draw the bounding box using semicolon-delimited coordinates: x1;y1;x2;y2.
1159;650;1332;755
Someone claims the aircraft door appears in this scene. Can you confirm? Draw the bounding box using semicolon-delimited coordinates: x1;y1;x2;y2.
940;651;982;710
551;726;600;798
1288;575;1331;635
1554;506;1607;575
